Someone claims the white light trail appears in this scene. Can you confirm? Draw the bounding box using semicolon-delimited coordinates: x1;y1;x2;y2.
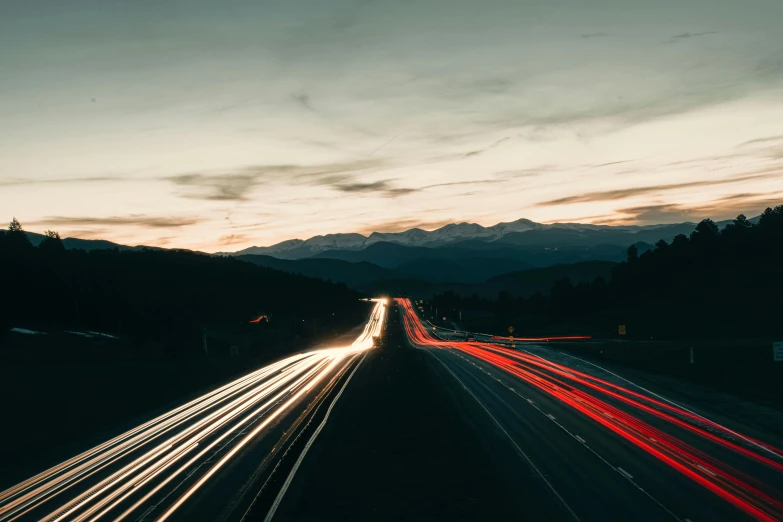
0;299;386;522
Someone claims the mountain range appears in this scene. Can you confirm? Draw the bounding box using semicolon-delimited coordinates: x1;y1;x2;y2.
228;217;730;292
225;218;704;259
25;232;148;252
24;216;750;297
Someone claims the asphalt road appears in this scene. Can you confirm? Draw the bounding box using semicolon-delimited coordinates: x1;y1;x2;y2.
0;300;387;522
270;300;525;522
3;296;782;521
398;298;783;521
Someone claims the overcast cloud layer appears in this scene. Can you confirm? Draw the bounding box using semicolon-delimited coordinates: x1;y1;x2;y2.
2;0;782;250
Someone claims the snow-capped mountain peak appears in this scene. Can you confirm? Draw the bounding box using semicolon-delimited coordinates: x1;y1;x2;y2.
227;217;700;259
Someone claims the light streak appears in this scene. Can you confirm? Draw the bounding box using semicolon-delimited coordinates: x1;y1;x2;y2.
397;298;783;522
0;299;386;522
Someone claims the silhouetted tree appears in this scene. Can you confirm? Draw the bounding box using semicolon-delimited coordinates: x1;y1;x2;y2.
39;230;65;253
550;277;576;315
5;217;32;250
671;233;689;251
734;214;751;229
495;291;514;320
757;205;783;241
689;218;719;244
626;244;639;263
1;219;364;353
654;239;669;253
9;218;23;233
439;204;783;339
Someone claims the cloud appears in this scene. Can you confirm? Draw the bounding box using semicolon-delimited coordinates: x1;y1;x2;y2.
292;93;313;112
535;171;780;206
604;204;696;224
218;233;250;245
473;62;778;136
495;165;559;179
30;215;201;229
543;213;615;224
591;159;635;168
668;31;719;42
55;228;110;240
737;135;783;147
169;173;259;201
168;159;385;201
423;179;507;190
598;192;783;225
147;236;177;247
464;137;510;157
228;222;267;230
332;179;416;197
368;134;400;157
0;176;120;187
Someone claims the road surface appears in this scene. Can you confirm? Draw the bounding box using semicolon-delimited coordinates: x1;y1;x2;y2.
0;300;387;522
398;297;783;521
4;296;782;521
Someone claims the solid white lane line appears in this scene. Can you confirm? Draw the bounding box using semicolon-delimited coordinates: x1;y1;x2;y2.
2;301;386;522
45;359;331;522
555;351;783;459
148;361;339;522
617;468;634;480
439;347;684;522
426;350;581;522
575;436;586;444
0;356;309;519
261;352;366;522
108;361;337;522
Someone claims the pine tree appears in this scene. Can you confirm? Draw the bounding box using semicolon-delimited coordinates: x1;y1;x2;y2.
6;217;32;249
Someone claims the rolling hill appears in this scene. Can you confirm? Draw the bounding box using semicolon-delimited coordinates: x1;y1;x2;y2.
236;255;423;292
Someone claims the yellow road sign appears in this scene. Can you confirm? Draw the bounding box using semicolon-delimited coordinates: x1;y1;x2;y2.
618;325;626;335
508;326;515;334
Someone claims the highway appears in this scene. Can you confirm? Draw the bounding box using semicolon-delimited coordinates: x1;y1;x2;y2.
0;299;386;522
399;298;783;522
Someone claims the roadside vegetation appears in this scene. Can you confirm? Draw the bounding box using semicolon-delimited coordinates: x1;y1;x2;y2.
430;207;783;340
0;218;371;487
0;218;364;357
427;207;783;406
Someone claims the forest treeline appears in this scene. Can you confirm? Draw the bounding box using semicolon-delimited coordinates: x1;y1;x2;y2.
0;220;362;354
431;207;783;338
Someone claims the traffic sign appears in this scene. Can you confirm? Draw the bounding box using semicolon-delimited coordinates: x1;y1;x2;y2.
774;342;783;362
508;326;515;334
618;325;626;335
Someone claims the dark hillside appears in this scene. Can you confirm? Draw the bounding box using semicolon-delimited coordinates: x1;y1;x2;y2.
0;219;364;356
430;207;783;340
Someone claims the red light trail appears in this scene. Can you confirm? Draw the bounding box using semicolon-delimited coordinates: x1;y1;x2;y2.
397;298;783;522
491;335;593;341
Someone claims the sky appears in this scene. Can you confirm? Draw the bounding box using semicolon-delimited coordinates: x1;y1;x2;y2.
2;0;783;252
